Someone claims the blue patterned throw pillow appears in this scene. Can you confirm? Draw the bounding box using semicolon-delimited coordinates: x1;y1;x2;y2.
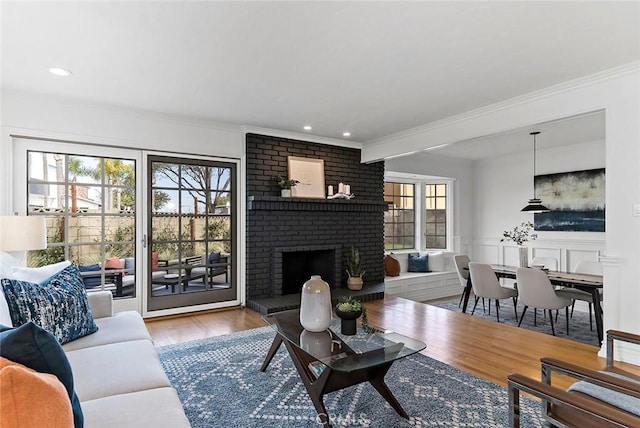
1;264;98;344
408;253;430;272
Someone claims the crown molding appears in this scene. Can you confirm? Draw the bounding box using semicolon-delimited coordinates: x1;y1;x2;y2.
366;61;640;148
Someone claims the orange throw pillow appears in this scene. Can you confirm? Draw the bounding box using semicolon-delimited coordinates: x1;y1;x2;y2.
104;256;122;270
0;357;74;428
384;254;401;277
152;251;159;269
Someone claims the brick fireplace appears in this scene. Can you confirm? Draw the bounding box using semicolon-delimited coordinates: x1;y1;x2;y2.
245;133;386;313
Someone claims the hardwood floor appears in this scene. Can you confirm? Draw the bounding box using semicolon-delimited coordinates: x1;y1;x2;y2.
145;294;640;390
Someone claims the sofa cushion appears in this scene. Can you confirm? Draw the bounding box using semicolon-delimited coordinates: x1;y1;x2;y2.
62;311;152;352
66;339;171;401
0;357;74;428
209;251;222;263
408;253;430;272
1;264;98;344
105;256;123;271
0;322;83;428
81;387;191;428
79;263;102;287
428;251;445;271
11;260;71;283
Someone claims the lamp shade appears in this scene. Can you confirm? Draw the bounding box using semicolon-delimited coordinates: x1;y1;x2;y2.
521;198;550;213
0;216;47;252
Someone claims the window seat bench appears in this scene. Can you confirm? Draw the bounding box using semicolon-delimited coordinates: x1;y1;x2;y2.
384;251;461;302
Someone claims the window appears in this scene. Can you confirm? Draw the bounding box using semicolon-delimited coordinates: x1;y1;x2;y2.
384;176;452;251
384;182;415;250
425;184;447;249
26;151;136;298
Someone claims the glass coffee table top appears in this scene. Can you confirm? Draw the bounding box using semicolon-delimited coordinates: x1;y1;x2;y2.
263;309;426;373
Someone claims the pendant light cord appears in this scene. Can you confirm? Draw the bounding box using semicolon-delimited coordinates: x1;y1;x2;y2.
531;131;540;199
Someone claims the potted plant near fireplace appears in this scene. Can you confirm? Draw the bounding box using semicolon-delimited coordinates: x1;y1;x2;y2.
346;246;365;291
276;175;299;197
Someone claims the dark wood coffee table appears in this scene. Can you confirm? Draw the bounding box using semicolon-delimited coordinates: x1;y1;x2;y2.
261;309;426;428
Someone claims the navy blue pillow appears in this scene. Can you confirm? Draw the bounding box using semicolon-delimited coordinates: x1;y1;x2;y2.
1;264;99;344
0;322;84;428
208;252;221;263
79;263;101;288
408;254;430;272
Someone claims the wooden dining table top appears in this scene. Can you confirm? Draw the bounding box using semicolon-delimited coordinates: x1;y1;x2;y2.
490;264;603;288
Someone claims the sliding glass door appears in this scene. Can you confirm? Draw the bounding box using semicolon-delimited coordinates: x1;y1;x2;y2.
146;155;237;312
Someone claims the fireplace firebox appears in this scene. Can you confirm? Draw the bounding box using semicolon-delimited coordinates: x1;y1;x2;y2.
282;249;335;295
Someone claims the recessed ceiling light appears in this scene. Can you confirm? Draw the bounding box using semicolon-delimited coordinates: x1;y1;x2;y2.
303;125;312;131
342;132;351;137
48;67;73;77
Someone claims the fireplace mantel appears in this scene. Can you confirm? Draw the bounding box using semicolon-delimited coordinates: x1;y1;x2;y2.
247;196;388;212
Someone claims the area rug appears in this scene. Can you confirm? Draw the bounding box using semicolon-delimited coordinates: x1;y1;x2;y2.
433;297;599;346
158;326;544;427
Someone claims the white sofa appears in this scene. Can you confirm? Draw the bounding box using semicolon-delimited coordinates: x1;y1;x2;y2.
384;251;461;302
62;291;191;427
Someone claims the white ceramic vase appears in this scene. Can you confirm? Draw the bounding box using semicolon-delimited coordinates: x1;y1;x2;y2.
281;189;291;197
299;275;332;332
299;329;332;358
518;246;528;268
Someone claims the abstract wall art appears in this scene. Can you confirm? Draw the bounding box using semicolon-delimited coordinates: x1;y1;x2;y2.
534;168;605;232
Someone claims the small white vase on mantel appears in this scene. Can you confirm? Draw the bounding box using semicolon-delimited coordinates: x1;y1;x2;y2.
518;246;529;268
281;189;291;197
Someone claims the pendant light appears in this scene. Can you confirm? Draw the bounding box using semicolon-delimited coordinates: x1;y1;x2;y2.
521;131;550;213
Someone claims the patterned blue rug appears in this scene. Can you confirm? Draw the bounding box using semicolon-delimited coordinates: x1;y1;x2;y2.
434;297;599;346
157;327;544;427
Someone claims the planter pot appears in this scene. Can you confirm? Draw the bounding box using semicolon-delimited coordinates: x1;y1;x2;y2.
335;308;362;335
281;189;291;197
347;276;363;291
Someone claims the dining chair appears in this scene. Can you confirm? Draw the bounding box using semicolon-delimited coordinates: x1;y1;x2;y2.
454;255;471;308
468;262;518;322
515;267;572;336
556;260;603;330
531;256;558;271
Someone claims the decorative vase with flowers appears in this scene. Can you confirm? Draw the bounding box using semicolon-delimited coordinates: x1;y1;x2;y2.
276;175;299;197
500;221;538;267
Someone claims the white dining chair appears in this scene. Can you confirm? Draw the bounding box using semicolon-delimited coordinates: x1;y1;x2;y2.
469;263;518;322
454;255;470;308
556;260;603;330
516;267;573;336
531;256;558;271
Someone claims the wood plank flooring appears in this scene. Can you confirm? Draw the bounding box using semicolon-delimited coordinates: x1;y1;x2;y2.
145;294;640;390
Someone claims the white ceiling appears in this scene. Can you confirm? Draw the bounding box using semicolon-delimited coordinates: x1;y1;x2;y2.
429;111;606;160
1;1;639;150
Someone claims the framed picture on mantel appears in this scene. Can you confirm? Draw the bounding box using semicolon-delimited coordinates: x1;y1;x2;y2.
287;156;325;198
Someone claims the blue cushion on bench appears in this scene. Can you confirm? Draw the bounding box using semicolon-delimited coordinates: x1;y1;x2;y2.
408;254;430;273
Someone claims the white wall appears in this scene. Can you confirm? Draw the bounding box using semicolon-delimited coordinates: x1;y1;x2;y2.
363;64;640;363
0;89;248;315
472;139;605;271
385;151;474;255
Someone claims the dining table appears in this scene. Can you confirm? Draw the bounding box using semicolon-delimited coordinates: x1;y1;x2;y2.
460;264;604;344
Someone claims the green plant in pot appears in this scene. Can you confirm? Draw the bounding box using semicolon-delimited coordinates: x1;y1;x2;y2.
346;246;365;290
335;297;363;335
276;175;299;197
